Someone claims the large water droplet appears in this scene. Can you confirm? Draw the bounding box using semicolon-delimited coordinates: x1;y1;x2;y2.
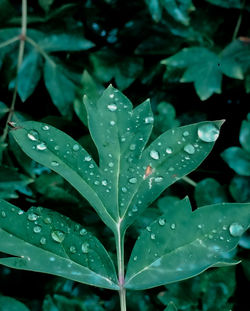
73;144;80;151
28;213;38;221
150;150;159;160
129;177;137;184
102;180;108;186
184;144;195;154
51;230;65;243
158;218;166;226
198;123;220;142
80;228;87;236
27;130;39;141
81;242;89;254
84;155;91;162
107;104;117;111
229;223;244;237
183;131;189;137
145;116;154;124
33;226;41;233
166;147;173;154
36;142;47;151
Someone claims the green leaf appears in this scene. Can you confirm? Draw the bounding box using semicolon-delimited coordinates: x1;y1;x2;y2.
0;200;119;290
240;118;250;153
38;33;95;52
221;147;250;176
164;302;178;311
11;86;224;234
162;47;222;100
0;101;9;120
17;50;43;102
145;0;162;22
220;40;250;81
205;0;242;9
195;178;228;206
38;0;54;12
43;59;76;117
125;197;250;290
0;295;30;311
230;176;250;203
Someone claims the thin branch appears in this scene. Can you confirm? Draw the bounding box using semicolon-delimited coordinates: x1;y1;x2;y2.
232;0;246;41
0;36;20;49
181;176;197;187
1;0;27;142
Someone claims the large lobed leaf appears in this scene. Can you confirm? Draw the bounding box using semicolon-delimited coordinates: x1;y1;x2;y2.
125;198;250;290
11;86;223;233
0;200;118;290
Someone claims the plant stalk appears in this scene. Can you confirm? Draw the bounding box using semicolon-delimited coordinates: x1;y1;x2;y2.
115;220;126;311
1;0;27;142
181;176;197;187
232;0;246;41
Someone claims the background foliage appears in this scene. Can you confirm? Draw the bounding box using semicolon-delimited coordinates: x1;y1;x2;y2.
0;0;249;310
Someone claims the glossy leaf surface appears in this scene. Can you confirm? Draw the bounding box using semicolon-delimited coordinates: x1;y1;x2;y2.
125;198;250;290
12;86;223;232
0;296;30;311
0;200;118;290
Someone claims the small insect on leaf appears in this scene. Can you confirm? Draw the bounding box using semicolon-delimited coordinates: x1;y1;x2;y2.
143;165;154;179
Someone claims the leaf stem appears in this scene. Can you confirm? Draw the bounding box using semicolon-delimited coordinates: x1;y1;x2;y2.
0;36;20;49
115;219;126;311
181;176;197;187
25;36;55;65
232;0;246;41
1;0;27;142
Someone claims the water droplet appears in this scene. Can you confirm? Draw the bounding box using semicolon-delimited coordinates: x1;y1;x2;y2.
128;212;132;216
49;257;55;262
73;144;80;151
80;228;87;236
133;256;138;261
27;130;39;141
198;224;202;229
155;176;163;183
145;116;154;124
81;242;89;254
108;162;114;167
1;211;6;218
42;125;50;131
229;223;244;237
170;223;176;230
220;236;224;240
208;234;213;239
158;218;166;226
110;120;116;126
183;131;189;137
150;233;156;240
121;187;127;193
184;144;195;154
129;144;136;151
166;147;173;154
198;123;220;142
40;237;46;245
146;226;151;232
129;177;137;184
94;180;100;185
36;142;47;151
109;94;115;99
150;150;159;160
18;210;24;215
132;205;138;212
84;155;91;162
28;213;38;221
168;167;174;172
102;180;108;186
222;225;227;230
70;246;76;253
54;145;60;150
107;104;117;111
33;226;41;233
43;217;52;224
51;161;59;167
51;230;65;243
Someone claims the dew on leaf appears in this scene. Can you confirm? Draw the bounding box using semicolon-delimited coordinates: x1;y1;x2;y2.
184;144;195;154
108;162;114;167
129;177;137;184
51;230;65;243
220;236;224;240
80;228;87;236
151;233;156;240
109;94;115;98
222;225;227;230
150;150;159;160
81;242;89;254
36;142;47;151
145;116;154;124
132;205;138;212
183;131;189;137
146;226;151;232
43;217;52;224
84;155;92;162
70;246;77;253
102;180;108;186
27;130;39;141
18;210;24;215
51;161;59;167
198;224;202;229
166;147;173;154
107;104;117;111
129;144;136;151
42;125;50;131
133;256;138;261
94;180;100;185
229;223;244;237
198;123;220;142
155;176;163;183
110;120;116;126
208;234;213;239
158;218;166;226
168;167;174;172
1;211;6;218
121;187;127;193
40;237;46;245
89;164;94;168
28;213;38;221
170;223;176;230
73;144;80;151
33;226;41;233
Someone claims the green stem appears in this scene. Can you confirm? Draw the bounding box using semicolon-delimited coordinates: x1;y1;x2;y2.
181;176;197;187
0;36;20;49
115;220;126;311
1;0;27;142
232;0;246;41
25;36;55;64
